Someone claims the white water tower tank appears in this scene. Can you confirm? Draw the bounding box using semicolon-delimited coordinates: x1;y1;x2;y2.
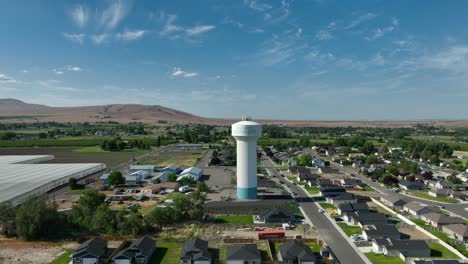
231;117;262;199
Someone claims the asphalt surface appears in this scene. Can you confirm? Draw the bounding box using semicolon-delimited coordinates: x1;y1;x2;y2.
327;162;468;219
262;158;368;264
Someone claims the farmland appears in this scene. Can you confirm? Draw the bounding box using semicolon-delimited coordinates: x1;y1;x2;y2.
137;149;208;167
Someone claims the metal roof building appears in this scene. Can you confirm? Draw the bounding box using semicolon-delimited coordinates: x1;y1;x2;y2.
0;155;106;205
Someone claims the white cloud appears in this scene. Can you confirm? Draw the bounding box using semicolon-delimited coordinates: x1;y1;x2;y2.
22;70;28;73
63;33;86;44
67;66;82;72
100;0;132;31
116;29;146;41
371;52;385;66
0;74;16;83
159;12;183;36
415;46;468;73
172;67;199;78
91;34;111;45
345;13;378;29
366;17;399;41
53;69;64;75
70;5;89;28
185;25;215;36
316;30;333;40
256;32;308;66
244;0;272;12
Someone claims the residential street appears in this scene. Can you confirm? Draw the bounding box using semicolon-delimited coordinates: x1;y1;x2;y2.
262;158;369;264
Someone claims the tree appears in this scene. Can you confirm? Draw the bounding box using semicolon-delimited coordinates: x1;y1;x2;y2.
361;142;375;155
68;177;81;190
178;177;195;186
38;132;47;139
297;154;311;167
107;171;125;186
381;175;399;186
197;182;208;192
365;155;378;165
167;173;177;182
147;207;177;229
15;197;62;240
156;136;162;147
0;202;15;236
91;204;115;235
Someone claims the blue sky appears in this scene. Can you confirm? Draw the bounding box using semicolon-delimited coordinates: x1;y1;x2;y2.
1;0;468;120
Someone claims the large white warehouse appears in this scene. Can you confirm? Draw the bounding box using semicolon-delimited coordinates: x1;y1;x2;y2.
0;155;106;205
232;118;262;200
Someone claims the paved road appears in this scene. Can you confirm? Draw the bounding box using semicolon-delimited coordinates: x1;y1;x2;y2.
327;161;468;219
262;158;368;264
197;149;213;168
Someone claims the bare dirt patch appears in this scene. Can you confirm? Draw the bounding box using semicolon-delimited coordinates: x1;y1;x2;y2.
0;240;77;264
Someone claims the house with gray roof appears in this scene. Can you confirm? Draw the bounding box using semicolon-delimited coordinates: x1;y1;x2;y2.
362;224;401;240
343;212;387;227
180;237;212;264
112;236;156;264
279;240;317;264
254;209;296;224
325;193;357;206
73;237;108;264
411;259;463;264
403;202;436;216
421;212;465;229
372;239;430;257
380;195;406;210
336;202;369;215
226;244;261;264
441;224;468;242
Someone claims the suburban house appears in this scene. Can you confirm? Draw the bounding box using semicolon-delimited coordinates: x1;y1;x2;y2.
456;172;468;182
435;181;454;190
428;189;452;198
371;239;430;258
441;224;468;242
362;224;401;241
450;192;467;201
72;237;108;264
175;144;203;150
129;165;155;174
254;209;296;224
177;167;203;182
317;178;334;187
420;212;465;229
340;178;364;188
297;174;318;186
318;167;339;175
343;212;387;227
380;195;406;210
312;158;325;168
289;166;308;175
403;202;436;216
125;170;149;185
112;236;156;264
326;193;357;206
398;180;424;191
432;171;452;180
179;237;212;264
336;202;369;215
159;165;181;174
100;173;110;184
319;185;346;197
142;182;180;196
411;260;463;264
279;240;317;264
226;244;261;264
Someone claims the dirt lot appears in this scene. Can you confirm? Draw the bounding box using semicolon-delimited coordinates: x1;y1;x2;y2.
0;240;77;264
137;149;207;168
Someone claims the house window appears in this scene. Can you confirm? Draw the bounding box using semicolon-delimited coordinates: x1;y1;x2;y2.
73;257;82;264
136;257;146;264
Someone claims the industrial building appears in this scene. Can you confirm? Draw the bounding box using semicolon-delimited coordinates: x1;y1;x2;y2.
232;118;262;200
0;155;106;205
176;167;203;182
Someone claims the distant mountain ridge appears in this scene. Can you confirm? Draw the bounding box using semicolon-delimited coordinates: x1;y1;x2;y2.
1;98;468;127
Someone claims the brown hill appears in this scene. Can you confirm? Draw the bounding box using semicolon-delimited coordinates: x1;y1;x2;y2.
1;98;467;127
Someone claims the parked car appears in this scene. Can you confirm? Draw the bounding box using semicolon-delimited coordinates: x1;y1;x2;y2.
318;209;325;213
351;234;365;241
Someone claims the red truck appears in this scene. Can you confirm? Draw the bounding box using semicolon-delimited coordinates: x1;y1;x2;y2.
257;230;285;240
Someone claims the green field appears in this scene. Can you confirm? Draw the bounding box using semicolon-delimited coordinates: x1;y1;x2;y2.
408;191;459;203
365;252;405;264
49;249;73;264
0;138;175;148
214;214;254;224
429;243;460;259
337;222;363;236
151;241;183;264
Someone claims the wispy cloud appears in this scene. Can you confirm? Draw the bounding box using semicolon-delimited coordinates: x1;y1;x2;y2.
70;5;89;28
63;33;86;44
244;0;272;12
116;29;146;40
158;11;215;39
91;34;111;45
185;25;215;36
53;69;64;75
263;0;291;23
413;45;468;73
366;18;399;41
316;30;333;40
99;0;132;31
256;30;308;66
172;67;199;78
345;13;378;29
67;66;82;72
0;73;16;83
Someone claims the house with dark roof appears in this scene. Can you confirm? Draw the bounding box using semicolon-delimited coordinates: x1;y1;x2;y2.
343;212;387;227
317;178;334;187
180;237;212;264
420;212;465;229
411;259;463;264
226;244;261;264
336;202;369;215
325;193;357;206
72;237;108;264
362;224;400;240
403;202;436;216
254;209;296;224
398;180;424;191
112;236;156;264
319;185;346;197
371;239;430;257
428;188;452;198
441;224;468;242
380;195;406;210
435;181;454;190
279;240;317;264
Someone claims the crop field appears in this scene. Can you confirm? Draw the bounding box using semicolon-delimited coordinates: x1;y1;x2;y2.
0;147;150;167
137;149;207;167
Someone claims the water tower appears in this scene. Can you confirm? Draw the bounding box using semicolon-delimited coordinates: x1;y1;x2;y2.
231;117;262;200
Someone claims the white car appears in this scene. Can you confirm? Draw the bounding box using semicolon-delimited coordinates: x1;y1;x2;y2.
318;209;325;213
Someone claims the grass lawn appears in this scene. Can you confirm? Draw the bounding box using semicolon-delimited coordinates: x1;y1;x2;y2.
429;243;460;259
362;186;376;192
411;218;430;227
337;222;363;236
151;241;183;264
409;191;459;203
287;176;297;181
214;214;254;224
72;146;109;153
305;186;320;195
50;249;73;264
365;252;405;264
428;230;468;257
319;202;336;210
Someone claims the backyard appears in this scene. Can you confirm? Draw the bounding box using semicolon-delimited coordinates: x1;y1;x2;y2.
214;214;254;224
429;242;460;259
408;191;459;203
365;252;404;264
337;222;363;236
